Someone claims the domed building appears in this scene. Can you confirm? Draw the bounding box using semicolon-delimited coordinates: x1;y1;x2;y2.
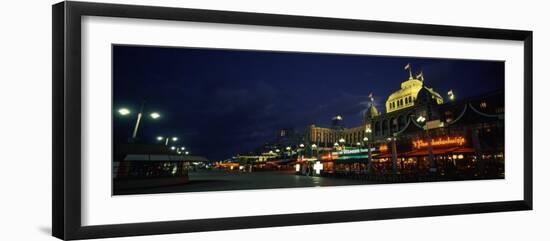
385;74;443;113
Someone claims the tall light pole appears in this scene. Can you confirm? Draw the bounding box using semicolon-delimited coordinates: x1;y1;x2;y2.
339;138;346;150
117;102;160;141
285;146;292;159
364;133;373;173
157;136;178;146
388;136;398;174
311;144;318;158
417;115;435;173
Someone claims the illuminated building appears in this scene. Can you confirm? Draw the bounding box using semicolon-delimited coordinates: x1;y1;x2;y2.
385;73;443;113
304;65;504;177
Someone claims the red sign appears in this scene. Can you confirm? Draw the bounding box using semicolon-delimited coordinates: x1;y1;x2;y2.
413;136;466;149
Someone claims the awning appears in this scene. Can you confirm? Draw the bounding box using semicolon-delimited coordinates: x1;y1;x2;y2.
375;147;475;158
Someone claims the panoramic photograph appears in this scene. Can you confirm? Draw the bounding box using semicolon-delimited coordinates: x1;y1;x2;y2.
111;45;505;195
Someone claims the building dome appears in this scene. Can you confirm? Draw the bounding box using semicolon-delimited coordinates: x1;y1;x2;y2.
385;74;443;113
331;115;344;129
364;103;380;120
415;86;444;106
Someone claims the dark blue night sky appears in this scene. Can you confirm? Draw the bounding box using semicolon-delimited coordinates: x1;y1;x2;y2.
113;45;504;160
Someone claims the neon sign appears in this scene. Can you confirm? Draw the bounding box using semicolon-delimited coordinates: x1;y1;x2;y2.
413;136;466;149
335;148;376;155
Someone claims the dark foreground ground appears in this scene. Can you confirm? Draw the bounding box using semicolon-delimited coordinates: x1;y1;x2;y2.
114;170;372;195
114;169;503;195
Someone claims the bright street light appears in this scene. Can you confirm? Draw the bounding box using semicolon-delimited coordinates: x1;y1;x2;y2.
170;146;176;150
150;112;161;119
299;143;305;148
172;137;178;141
181;146;185;150
156;136;164;141
185;151;189;155
311;144;317;149
118;108;131;115
363;137;369;142
339;138;345;143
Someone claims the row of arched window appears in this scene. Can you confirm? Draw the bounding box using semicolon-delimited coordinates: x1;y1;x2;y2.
373;113;412;137
389;96;415;110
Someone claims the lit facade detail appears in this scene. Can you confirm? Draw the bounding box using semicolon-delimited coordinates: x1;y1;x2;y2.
385;76;443;113
412;136;466;149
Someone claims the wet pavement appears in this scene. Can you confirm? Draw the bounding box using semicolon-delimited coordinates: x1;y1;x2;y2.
115;170;371;195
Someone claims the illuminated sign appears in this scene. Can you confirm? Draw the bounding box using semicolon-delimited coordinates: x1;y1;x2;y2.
333;148;376;156
313;161;323;175
321;153;337;160
379;144;389;152
413;136;466;149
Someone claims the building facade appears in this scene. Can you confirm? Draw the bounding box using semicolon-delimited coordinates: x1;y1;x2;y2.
302;69;504;177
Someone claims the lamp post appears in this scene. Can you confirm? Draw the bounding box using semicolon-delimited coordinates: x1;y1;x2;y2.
157;136;178;146
299;143;305;159
117;102;160;141
364;127;373;173
339;138;346;150
388;136;398;174
285;146;292;158
417;115;436;173
311;144;318;158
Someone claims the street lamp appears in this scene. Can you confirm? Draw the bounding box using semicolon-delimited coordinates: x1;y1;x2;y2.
150;112;161;119
116;103;161;140
416;114;436;173
311;144;318;158
388;136;398;174
339;138;346;150
170;146;176;151
298;143;305;158
364;127;373;173
118;108;131;115
157;136;178;146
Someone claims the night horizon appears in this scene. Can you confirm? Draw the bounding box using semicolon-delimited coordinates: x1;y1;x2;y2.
112;45;504;161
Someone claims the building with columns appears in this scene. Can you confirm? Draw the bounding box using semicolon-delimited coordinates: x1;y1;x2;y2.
303;66;504;177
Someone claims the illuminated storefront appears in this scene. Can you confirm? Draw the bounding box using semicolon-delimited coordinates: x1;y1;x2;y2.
300;68;504;178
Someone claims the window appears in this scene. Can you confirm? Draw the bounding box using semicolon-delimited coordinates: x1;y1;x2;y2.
480;101;487;109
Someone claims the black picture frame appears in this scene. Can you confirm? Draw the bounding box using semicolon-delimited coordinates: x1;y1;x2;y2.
52;1;533;240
